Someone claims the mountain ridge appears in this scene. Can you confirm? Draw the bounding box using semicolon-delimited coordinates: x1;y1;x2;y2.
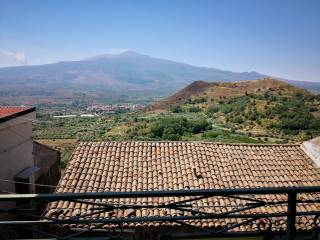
0;51;319;105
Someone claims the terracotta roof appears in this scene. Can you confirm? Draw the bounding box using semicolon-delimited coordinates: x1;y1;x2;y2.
0;106;35;122
46;141;320;232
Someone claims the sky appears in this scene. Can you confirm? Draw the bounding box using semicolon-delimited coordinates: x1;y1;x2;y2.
0;0;320;82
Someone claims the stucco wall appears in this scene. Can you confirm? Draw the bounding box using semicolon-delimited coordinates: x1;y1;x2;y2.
0;111;36;193
33;141;61;193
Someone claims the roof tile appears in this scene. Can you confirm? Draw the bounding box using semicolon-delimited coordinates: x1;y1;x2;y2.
46;141;320;232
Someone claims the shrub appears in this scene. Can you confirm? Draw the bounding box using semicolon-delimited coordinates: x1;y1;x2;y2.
188;106;201;112
192;97;207;104
172;105;183;113
233;116;244;124
207;105;219;114
190;118;212;134
204;129;225;138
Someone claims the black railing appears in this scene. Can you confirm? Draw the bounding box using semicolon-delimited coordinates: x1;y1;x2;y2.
0;186;320;239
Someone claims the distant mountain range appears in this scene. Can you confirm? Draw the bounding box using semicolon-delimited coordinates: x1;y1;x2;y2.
0;50;319;104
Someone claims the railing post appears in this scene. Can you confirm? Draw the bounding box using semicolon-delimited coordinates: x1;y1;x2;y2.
312;215;319;240
286;192;297;240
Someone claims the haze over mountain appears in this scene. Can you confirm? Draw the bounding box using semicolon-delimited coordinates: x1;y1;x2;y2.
0;51;319;104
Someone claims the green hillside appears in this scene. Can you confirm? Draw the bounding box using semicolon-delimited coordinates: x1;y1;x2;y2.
129;78;320;143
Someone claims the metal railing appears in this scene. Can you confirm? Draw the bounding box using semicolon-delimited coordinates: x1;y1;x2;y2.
0;186;320;239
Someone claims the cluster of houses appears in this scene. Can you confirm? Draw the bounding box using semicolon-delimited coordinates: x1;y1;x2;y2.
86;103;146;114
1;106;320;239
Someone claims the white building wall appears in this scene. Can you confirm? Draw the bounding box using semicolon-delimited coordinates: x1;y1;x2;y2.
0;111;36;193
301;136;320;168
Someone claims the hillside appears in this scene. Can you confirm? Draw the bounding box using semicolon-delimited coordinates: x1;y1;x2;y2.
152;78;311;111
121;78;319;143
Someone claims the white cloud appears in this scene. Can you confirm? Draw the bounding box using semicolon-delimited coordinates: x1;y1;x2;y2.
0;48;28;65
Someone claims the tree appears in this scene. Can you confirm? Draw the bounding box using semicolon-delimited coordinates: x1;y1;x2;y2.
172;105;183;113
207;105;219;114
149;117;211;140
190;118;212;133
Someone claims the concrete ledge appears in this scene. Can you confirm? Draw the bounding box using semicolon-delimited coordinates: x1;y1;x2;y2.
301;137;320;167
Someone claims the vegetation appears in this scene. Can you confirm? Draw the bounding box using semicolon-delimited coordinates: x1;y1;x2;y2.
128;116;211;140
33;79;320;168
205;93;320;140
152;79;320;142
33;116;117;140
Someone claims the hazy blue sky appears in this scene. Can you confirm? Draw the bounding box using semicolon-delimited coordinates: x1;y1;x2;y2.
0;0;320;81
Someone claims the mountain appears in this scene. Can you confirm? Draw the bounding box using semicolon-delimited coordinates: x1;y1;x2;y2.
151;78;311;111
284;79;320;93
0;50;319;105
0;51;265;104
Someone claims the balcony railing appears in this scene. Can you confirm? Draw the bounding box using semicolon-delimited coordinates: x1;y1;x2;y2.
0;186;320;239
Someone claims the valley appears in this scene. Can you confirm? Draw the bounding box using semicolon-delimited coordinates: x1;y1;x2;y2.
33;78;320;168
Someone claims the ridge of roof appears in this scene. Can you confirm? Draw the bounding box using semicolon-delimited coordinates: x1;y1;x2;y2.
76;140;301;147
